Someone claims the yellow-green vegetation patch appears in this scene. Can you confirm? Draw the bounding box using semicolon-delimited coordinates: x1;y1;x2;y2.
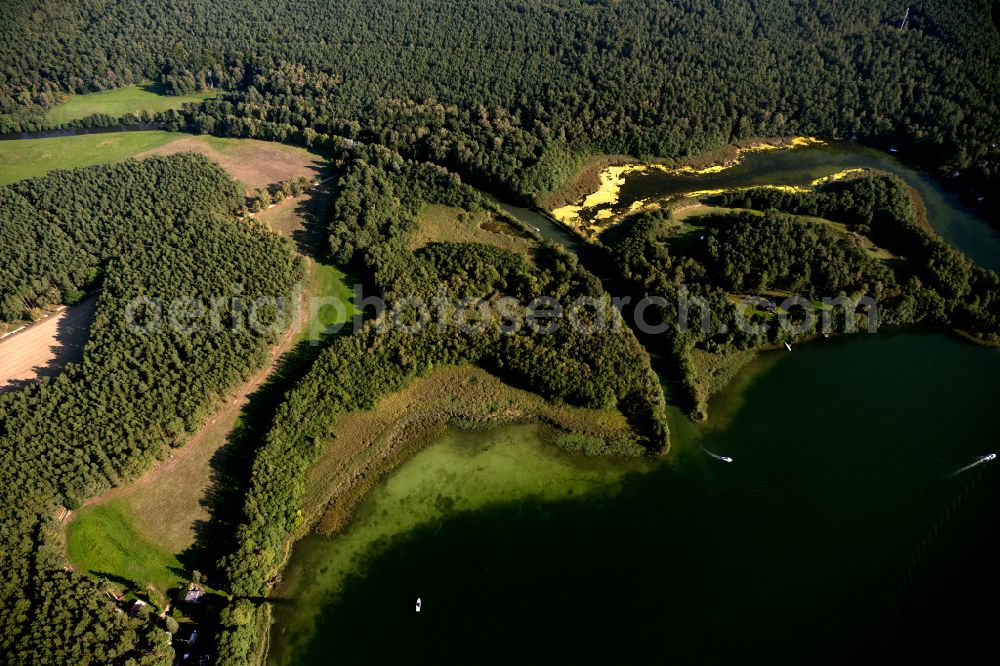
550;137;826;236
411;203;535;256
271;423;647;666
0;131;180;185
303;365;638;536
540;153;634;210
66;501;185;604
46;82;215;125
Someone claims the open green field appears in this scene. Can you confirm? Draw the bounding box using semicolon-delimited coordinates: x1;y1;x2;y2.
66;501;185;604
0;131;180;185
47;82;214;125
310;262;359;332
411;203;535;256
0;131;326;188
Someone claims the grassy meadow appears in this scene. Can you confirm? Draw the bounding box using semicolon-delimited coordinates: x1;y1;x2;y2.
0;131;326;188
47;82;214;125
0;131;180;185
310;262;359;333
411;203;535;256
66;501;185;605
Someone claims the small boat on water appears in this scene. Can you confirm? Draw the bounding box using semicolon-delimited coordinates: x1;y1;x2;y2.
415;597;422;612
984;453;997;462
784;342;792;351
720;456;734;463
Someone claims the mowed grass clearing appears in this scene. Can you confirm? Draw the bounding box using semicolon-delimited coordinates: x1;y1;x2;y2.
64;398;242;599
254;184;359;334
309;262;358;333
411;203;535;256
0;131;179;185
46;82;215;125
136;134;328;192
66;501;185;602
0;131;327;189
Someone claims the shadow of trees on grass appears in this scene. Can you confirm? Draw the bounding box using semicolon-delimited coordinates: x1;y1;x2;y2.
179;183;356;583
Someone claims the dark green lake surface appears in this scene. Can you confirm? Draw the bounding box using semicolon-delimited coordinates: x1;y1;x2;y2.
273;332;998;664
270;145;1000;664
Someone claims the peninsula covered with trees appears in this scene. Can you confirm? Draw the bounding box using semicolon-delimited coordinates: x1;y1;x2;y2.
601;172;1000;417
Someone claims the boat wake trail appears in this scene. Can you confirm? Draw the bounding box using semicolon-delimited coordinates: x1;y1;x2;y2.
947;453;996;478
700;444;733;463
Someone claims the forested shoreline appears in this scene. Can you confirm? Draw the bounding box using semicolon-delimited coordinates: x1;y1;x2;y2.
598;173;1000;417
210;143;668;662
1;1;999;664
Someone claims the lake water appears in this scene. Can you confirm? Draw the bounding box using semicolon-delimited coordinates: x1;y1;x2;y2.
270;144;1000;663
271;333;999;664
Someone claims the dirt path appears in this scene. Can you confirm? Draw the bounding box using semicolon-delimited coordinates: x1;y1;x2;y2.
73;281;309;517
250;175;335;217
63;150;330;552
69;179;334;519
0;297;98;392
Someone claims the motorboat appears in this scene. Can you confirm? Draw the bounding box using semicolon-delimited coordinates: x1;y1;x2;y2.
415;597;422;612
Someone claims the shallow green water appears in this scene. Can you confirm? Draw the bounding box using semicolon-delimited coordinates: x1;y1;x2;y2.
270;332;999;664
268;425;651;665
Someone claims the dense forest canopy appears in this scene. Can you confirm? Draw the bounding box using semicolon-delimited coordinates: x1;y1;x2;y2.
0;156;299;665
1;1;998;663
2;1;998;196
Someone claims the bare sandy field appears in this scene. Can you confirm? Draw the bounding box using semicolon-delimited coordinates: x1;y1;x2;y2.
0;297;98;392
137;136;326;193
